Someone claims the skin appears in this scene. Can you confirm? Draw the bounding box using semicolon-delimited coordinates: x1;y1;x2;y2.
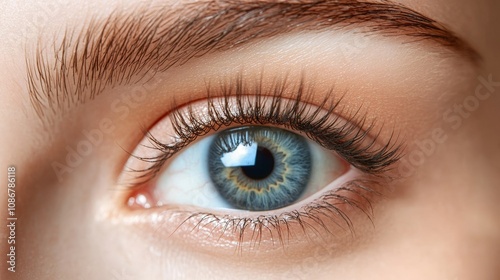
1;0;500;279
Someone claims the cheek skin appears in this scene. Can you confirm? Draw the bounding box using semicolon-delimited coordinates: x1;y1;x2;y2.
12;154;169;279
375;149;500;279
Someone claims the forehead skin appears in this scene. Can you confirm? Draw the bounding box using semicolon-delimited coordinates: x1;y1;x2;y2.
0;0;499;279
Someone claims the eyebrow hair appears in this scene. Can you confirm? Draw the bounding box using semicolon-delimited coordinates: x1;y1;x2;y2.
26;0;479;120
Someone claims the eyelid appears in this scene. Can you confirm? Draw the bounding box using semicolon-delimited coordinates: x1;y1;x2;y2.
115;170;386;254
27;0;479;123
110;76;403;254
119;78;402;188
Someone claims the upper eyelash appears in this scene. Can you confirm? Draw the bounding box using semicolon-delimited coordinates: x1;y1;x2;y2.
127;75;403;185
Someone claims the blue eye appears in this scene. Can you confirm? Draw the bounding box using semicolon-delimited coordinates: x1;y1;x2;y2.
208;126;312;211
152;125;347;212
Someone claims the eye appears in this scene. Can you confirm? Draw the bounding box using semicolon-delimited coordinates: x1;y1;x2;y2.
117;78;401;251
151;125;347;212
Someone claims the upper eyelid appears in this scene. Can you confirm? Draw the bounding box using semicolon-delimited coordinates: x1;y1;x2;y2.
25;0;479;124
121;77;403;187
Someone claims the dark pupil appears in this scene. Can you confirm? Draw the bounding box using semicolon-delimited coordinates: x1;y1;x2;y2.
241;146;275;180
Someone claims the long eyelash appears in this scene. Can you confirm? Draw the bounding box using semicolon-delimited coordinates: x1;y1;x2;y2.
127;75;402;185
170;178;382;252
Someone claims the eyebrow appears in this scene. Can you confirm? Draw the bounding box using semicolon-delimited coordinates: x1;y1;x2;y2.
26;0;479;120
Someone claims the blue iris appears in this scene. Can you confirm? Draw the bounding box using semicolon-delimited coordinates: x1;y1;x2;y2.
208;126;312;211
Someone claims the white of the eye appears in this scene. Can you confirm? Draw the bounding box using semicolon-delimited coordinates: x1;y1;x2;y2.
155;135;232;209
154;133;345;210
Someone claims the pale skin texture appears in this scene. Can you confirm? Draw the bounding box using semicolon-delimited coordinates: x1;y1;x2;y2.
1;0;500;279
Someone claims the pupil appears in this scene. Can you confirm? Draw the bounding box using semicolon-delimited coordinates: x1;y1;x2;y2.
241;146;275;180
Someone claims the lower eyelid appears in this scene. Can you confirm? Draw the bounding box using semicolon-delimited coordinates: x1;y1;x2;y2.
114;169;386;253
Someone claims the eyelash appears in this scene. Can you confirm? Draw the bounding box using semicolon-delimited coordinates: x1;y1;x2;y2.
128;76;402;184
172;178;383;250
124;76;402;247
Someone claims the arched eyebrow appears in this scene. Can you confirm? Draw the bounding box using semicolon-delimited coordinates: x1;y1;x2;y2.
26;0;479;121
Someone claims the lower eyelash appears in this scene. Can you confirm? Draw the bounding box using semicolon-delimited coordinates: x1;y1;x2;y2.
169;177;383;251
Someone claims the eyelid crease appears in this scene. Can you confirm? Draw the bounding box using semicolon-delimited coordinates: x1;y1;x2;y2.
26;0;480;123
122;75;404;187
